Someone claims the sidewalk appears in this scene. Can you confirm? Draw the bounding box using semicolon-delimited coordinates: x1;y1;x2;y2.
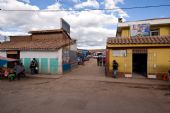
26;74;63;79
65;75;170;86
26;74;169;86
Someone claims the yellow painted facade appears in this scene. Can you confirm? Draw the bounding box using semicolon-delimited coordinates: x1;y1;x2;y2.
118;25;170;37
121;28;130;37
159;25;170;36
109;49;132;73
108;48;170;77
107;22;170;79
148;48;170;74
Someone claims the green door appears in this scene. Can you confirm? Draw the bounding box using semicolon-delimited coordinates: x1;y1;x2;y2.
41;58;48;74
50;58;58;74
24;58;31;73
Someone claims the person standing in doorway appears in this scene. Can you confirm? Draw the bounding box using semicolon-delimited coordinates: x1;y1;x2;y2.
112;60;119;78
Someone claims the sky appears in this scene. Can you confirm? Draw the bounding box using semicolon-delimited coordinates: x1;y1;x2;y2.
0;0;170;49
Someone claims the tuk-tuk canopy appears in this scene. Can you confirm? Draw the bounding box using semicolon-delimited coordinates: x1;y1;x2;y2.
0;56;18;67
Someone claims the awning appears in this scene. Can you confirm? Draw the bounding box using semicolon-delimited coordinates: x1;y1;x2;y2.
0;56;18;67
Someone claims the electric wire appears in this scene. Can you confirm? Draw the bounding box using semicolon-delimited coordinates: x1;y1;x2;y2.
0;4;170;12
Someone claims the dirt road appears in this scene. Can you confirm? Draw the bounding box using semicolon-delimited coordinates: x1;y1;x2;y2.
66;58;105;77
0;59;170;113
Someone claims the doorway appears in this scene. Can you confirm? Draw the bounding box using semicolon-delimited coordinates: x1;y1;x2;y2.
7;50;20;68
132;53;147;77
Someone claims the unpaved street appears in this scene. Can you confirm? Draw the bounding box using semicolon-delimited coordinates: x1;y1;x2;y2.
0;59;170;113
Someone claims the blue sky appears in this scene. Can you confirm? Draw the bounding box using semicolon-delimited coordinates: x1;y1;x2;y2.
120;0;170;21
28;0;170;21
0;0;170;49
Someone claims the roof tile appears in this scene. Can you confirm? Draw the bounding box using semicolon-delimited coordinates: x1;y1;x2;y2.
107;35;170;45
0;39;75;50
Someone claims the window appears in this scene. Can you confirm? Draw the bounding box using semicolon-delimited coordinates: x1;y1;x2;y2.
113;50;126;57
150;29;159;36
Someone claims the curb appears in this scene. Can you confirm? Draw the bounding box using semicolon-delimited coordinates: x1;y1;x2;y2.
26;75;63;79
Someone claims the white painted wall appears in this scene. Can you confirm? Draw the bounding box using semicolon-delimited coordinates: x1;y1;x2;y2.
118;18;170;27
20;49;63;74
0;51;6;57
20;51;60;58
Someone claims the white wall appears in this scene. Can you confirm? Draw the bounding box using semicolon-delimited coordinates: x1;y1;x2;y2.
118;18;170;27
20;51;59;58
20;49;63;74
0;51;6;57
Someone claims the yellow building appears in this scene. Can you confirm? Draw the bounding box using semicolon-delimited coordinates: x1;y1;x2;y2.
106;18;170;79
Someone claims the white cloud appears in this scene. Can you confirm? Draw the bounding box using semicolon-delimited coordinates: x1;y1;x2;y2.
75;0;99;9
20;0;30;4
105;0;124;9
64;10;118;28
71;26;116;49
47;2;61;10
0;30;29;36
0;0;128;49
0;0;40;31
104;0;128;18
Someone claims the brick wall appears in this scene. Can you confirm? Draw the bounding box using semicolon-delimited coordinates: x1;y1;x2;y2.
31;32;65;41
10;36;31;42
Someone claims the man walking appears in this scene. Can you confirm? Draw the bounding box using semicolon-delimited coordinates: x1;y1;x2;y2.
30;58;38;74
112;60;119;78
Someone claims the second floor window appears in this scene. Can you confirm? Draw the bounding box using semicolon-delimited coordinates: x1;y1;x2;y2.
150;29;159;36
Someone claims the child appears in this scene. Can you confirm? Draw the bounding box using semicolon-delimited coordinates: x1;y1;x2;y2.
4;68;9;78
8;69;16;81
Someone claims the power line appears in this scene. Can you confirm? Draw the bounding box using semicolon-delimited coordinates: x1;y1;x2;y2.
0;4;170;12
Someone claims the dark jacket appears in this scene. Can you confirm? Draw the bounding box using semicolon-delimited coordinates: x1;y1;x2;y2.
113;62;118;70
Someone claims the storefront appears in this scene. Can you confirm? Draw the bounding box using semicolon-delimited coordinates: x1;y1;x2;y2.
106;36;170;79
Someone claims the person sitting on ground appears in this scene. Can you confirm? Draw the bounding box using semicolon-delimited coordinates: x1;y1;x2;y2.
4;68;9;78
8;69;16;81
